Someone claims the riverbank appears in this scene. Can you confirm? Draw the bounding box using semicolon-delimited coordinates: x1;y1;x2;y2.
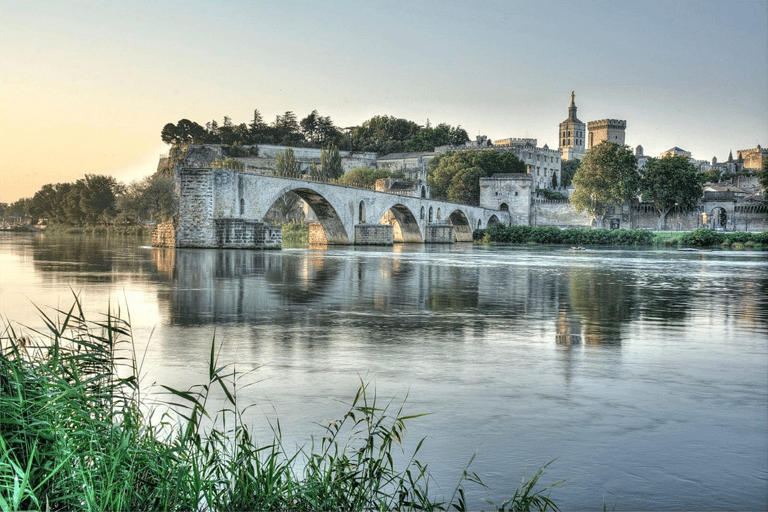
475;225;768;249
40;223;152;237
0;301;560;512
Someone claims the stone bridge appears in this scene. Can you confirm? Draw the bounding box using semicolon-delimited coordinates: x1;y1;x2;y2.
173;167;514;248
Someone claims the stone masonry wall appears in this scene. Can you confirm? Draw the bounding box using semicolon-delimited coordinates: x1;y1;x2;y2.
533;200;592;227
151;219;176;247
354;224;394;245
425;224;454;243
309;222;328;245
176;168;216;247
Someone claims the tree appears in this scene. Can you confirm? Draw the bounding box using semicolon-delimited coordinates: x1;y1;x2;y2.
316;145;343;181
334;167;404;188
274;148;302;178
640;155;702;230
118;174;177;224
560;159;579;188
758;158;768;200
427;150;526;205
570;142;639;228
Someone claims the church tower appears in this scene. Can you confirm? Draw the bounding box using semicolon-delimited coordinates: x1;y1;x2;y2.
559;92;586;161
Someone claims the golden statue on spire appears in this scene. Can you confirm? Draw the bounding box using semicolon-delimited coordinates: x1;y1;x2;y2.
571;91;575;104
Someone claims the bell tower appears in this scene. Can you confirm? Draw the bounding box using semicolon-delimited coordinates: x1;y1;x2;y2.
559;92;586;161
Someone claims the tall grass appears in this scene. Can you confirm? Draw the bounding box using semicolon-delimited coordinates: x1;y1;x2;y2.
0;296;561;511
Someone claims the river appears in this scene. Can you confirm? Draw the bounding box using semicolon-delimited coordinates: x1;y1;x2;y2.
1;232;766;510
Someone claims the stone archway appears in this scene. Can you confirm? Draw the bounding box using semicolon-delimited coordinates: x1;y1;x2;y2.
448;209;473;242
270;187;350;244
378;204;422;243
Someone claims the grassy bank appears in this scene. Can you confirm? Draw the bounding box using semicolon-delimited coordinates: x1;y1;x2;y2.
0;299;560;511
42;223;152;237
281;222;310;247
475;225;768;249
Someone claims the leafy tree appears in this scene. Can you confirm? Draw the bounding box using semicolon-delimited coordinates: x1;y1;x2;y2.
78;174;121;225
640;155;703;230
316;145;343;181
700;169;721;183
570;142;639;228
274;148;302;178
334;167;404;188
560;159;579;188
427;150;526;205
758;158;768;200
117;174;177;224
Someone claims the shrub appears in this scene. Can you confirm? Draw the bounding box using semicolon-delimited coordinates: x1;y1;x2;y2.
679;228;725;247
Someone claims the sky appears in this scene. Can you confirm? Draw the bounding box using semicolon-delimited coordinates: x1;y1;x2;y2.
1;0;766;203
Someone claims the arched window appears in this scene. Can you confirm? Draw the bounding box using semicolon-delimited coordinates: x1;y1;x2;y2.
421;186;426;198
477;219;482;229
240;198;245;216
420;206;425;219
358;201;366;223
500;203;509;211
428;207;433;223
436;208;441;220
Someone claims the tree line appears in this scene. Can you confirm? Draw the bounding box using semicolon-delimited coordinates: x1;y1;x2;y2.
2;173;176;227
161;110;470;155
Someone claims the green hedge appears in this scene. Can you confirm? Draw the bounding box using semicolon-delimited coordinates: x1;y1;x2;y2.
476;225;654;246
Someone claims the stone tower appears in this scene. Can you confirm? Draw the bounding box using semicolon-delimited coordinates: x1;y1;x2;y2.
558;91;586;161
587;119;626;149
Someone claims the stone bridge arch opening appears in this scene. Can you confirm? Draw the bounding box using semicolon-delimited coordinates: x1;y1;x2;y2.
378;203;422;243
487;215;501;227
267;186;350;244
448;209;473;242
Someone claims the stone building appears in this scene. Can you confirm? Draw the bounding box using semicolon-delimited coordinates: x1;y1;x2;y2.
558;92;587;161
491;138;562;191
587;119;626;149
660;146;692;159
736;145;767;170
376;151;438;181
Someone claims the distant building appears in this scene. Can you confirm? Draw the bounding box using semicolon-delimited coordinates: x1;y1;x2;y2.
491;138;562;190
635;145;649;170
376;151;437;181
587;119;626;149
558;92;586;161
660;146;692;159
736;145;767;170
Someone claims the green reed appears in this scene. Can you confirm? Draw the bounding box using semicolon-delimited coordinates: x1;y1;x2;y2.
0;295;560;511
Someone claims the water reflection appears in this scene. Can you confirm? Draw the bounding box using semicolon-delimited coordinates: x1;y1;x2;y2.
2;234;767;510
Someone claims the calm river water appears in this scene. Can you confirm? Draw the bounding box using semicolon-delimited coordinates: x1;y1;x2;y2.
1;232;766;510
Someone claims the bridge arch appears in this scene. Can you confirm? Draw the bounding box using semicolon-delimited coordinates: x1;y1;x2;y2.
265;184;350;244
447;209;473;242
487;214;501;226
374;202;422;243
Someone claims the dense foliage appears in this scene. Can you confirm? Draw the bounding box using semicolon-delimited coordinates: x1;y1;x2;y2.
559;159;579;188
476;224;654;246
677;228;768;247
570;142;639;228
759;158;768;199
5;172;175;228
0;300;561;511
160;111;468;155
427;150;526;205
640;155;703;230
334;167;405;188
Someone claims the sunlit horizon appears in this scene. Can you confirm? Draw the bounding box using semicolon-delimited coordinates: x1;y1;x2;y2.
2;0;766;203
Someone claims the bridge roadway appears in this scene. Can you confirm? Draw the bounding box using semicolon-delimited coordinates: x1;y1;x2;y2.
176;167;514;245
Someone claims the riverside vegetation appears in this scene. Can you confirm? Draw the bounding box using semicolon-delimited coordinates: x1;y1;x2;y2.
475;225;768;249
0;297;561;512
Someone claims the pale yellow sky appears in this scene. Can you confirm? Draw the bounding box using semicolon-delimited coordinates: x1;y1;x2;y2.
2;0;766;204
